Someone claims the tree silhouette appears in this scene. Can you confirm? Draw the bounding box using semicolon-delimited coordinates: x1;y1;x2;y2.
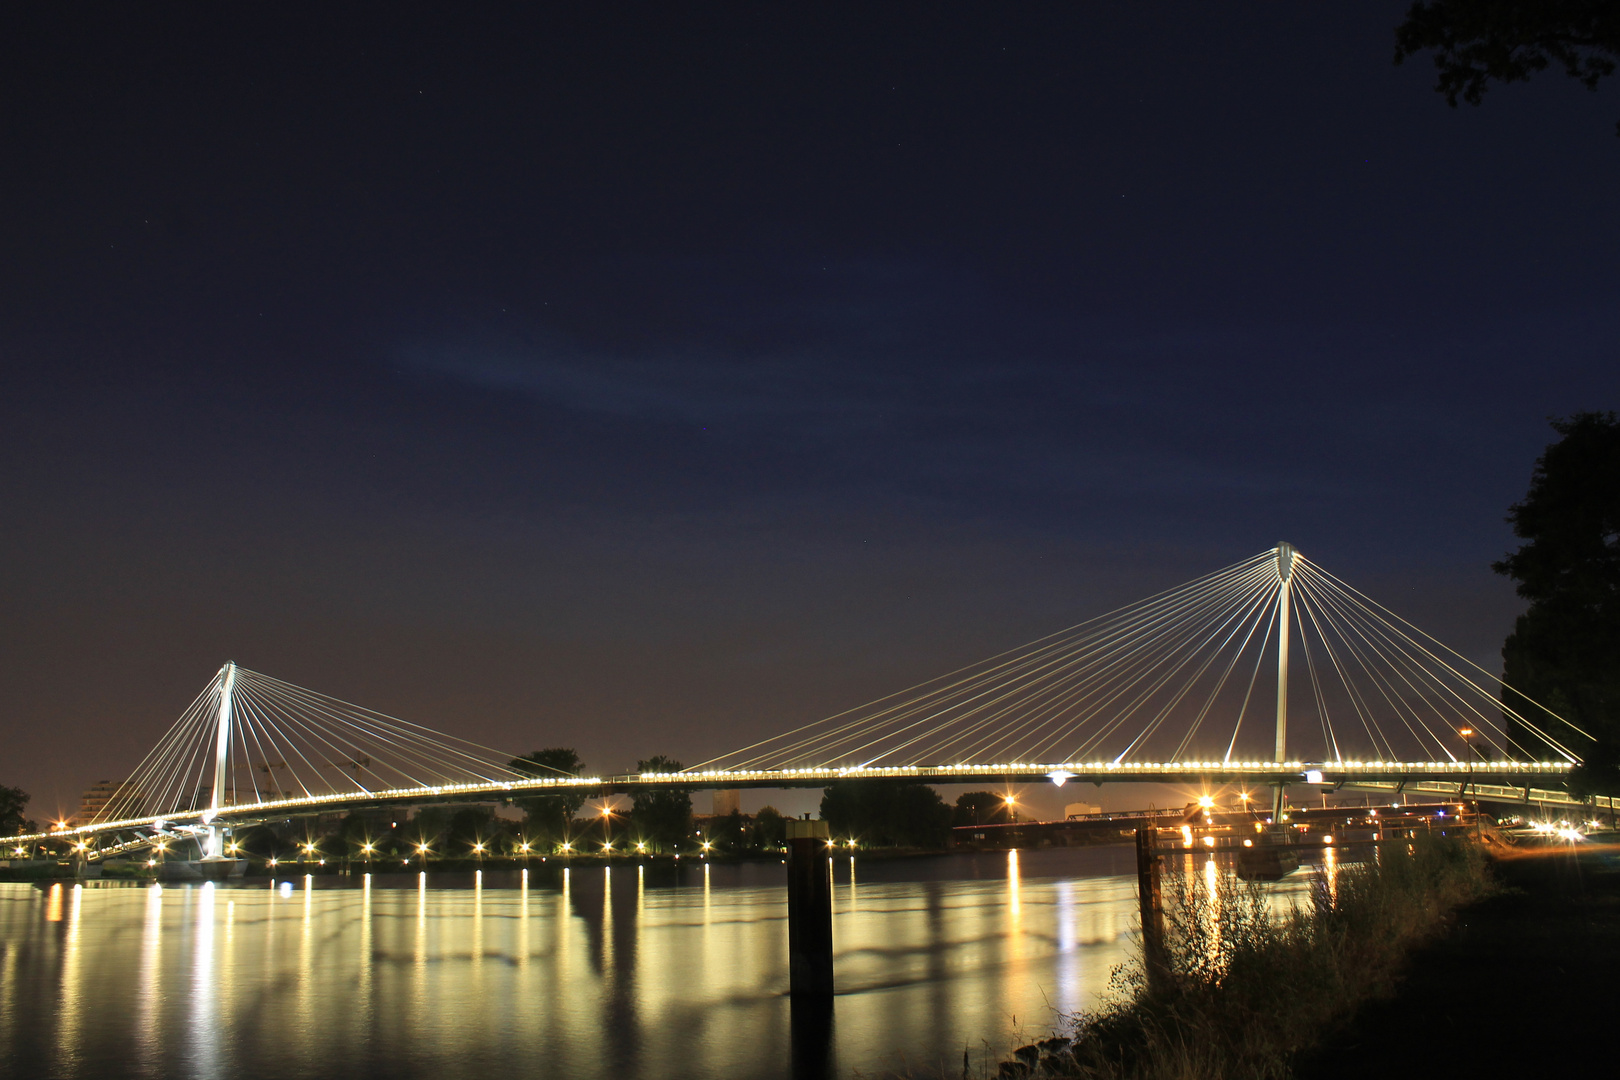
820;780;951;848
0;785;34;835
510;747;587;840
1494;411;1620;791
630;755;692;853
1395;1;1620;134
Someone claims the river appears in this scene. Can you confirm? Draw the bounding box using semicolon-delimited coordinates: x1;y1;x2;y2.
0;846;1311;1079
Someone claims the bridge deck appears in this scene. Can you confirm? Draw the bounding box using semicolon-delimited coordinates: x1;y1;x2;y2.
18;760;1579;846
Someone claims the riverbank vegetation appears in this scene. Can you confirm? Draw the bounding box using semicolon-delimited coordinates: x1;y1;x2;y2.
1005;836;1494;1079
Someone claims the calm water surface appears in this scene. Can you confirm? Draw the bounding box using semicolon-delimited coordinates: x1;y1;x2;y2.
0;847;1310;1079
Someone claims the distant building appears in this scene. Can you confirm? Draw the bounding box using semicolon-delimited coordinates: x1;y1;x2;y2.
712;789;741;817
77;779;145;824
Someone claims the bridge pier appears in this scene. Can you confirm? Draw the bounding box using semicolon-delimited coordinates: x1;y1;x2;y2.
785;818;833;998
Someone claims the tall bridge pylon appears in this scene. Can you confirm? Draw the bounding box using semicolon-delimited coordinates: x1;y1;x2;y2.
84;663;542;831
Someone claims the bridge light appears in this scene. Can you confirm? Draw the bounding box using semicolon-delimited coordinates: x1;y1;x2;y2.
519;842;531;853
635;842;646;853
560;842;573;853
602;842;613;852
1198;795;1214;809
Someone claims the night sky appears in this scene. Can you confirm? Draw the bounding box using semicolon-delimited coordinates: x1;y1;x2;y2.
3;5;1615;822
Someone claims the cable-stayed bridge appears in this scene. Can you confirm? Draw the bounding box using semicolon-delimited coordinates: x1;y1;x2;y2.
18;544;1592;856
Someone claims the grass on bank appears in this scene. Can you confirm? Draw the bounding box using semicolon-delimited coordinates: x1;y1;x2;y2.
1005;835;1494;1080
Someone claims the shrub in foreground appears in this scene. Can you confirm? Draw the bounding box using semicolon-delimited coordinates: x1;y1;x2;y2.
1013;836;1492;1079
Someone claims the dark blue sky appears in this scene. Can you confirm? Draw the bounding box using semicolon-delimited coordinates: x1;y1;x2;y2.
2;4;1615;818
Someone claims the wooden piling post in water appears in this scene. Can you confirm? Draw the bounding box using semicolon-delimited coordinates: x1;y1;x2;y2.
786;817;834;997
1135;825;1166;988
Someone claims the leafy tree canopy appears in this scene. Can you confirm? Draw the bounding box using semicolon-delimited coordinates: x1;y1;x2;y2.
1394;1;1620;134
751;805;787;849
447;805;496;850
1493;412;1620;790
0;785;34;835
510;747;588;838
630;755;692;852
820;780;951;849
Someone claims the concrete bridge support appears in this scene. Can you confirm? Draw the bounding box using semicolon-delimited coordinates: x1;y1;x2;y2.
786;818;833;997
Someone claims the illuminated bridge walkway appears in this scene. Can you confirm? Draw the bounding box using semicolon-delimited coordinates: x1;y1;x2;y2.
17;543;1592;856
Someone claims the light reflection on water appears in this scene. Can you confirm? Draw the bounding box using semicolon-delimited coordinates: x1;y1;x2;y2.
0;846;1284;1080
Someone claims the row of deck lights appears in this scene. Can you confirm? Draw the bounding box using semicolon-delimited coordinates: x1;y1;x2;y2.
21;758;1576;846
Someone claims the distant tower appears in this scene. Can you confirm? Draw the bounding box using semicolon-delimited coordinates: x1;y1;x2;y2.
202;661;237;859
712;789;741;817
1272;543;1297;821
1274;543;1296;763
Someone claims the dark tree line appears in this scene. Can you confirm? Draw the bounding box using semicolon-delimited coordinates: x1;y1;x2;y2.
1495;412;1620;792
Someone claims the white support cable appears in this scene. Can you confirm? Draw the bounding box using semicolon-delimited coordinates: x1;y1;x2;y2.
1290;568;1463;759
98;684;219;822
119;688;219;820
799;557;1278;768
928;559;1274;766
1300;560;1590;751
1290;601;1342;762
241;670;528;782
230;681;336;801
1291;567;1465;759
1223;603;1277;762
1108;567;1283;760
965;562;1280;763
1295;563;1519;759
692;552;1277;770
92;678;219;822
1167;577;1282;760
1289;576;1398;759
1299;564;1538;760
